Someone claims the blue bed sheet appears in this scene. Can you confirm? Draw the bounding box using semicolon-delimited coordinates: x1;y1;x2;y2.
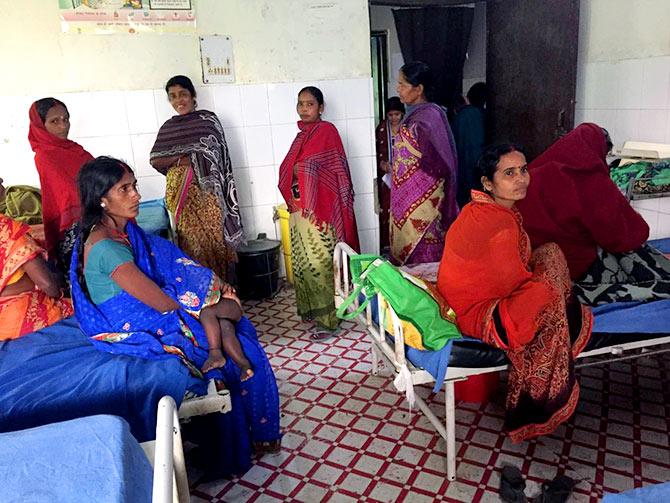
603;481;670;502
0;317;205;442
136;198;170;236
0;415;152;503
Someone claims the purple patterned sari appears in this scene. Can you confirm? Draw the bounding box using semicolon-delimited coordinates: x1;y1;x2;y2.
390;102;459;265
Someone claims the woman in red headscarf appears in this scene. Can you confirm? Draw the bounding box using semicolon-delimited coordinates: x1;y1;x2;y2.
28;98;94;278
517;123;669;305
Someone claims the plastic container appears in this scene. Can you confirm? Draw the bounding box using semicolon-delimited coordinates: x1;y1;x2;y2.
236;233;281;300
273;204;293;284
454;372;500;403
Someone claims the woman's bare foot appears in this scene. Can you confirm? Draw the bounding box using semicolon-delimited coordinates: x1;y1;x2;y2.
240;365;254;382
202;349;226;373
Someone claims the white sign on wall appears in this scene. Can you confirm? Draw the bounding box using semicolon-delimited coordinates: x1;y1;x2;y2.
199;35;235;84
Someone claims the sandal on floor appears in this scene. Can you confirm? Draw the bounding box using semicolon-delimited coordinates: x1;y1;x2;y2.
310;329;337;341
500;465;527;503
253;440;282;454
533;475;575;503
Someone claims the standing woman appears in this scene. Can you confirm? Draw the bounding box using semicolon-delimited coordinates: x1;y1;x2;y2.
278;86;359;339
28;98;94;277
150;75;243;281
391;61;459;265
375;96;405;252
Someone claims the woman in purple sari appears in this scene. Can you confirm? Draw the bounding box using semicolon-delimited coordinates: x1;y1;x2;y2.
390;61;459;265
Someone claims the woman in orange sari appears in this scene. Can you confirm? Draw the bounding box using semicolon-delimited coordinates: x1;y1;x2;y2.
437;144;593;443
0;179;73;340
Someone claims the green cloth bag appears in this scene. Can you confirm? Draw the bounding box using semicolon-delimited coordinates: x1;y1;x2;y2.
337;258;461;351
0;185;42;224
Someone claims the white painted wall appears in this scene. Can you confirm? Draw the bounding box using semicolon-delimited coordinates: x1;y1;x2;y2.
575;0;670;238
0;0;379;256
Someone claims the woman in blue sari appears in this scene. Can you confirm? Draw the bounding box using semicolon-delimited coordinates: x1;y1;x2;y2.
69;156;281;475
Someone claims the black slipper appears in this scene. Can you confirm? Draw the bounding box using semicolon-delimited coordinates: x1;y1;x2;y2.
500;465;527;503
533;475;576;503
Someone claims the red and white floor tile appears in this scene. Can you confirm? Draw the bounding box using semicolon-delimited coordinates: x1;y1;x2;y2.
189;288;670;502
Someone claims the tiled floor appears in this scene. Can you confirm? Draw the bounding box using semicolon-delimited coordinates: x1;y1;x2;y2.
189;287;670;502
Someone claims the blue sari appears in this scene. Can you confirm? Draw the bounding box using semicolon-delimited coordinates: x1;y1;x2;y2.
70;222;281;476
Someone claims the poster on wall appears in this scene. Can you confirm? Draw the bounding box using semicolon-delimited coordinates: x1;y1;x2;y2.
59;0;196;35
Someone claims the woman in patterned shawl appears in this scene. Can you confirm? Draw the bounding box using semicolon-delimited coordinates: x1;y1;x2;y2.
278;86;359;339
391;62;459;265
438;144;593;443
0;178;72;340
150;75;243;281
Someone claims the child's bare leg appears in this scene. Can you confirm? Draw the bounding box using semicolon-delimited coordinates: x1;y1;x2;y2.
219;318;254;381
200;306;226;373
209;297;243;322
221;283;243;310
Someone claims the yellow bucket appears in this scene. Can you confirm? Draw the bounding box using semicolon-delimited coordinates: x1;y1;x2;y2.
274;204;293;284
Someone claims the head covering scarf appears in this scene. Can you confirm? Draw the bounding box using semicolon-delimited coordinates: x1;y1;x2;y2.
28;103;93;255
278;120;359;250
150;110;243;248
517;123;649;279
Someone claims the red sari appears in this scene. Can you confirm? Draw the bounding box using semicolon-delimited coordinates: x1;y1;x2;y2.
438;191;592;442
0;215;73;340
28;103;93;256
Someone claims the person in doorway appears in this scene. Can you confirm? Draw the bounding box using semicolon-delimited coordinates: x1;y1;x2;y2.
28;98;94;279
278;86;359;340
375;96;405;253
0;177;73;340
438;143;592;443
150;75;243;282
391;61;459;265
452;82;487;207
516;123;669;305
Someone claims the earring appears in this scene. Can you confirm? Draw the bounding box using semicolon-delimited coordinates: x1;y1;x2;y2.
101;202;106;208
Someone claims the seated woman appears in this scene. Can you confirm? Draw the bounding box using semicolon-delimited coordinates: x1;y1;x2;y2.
516;123;669;305
69;157;280;460
28;98;94;280
0;178;73;340
437;144;593;443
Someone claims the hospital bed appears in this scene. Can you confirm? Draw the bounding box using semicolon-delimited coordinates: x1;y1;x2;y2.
0;396;189;503
333;238;670;481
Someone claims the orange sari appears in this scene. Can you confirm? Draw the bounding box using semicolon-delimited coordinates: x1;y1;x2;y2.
437;191;592;442
0;215;72;340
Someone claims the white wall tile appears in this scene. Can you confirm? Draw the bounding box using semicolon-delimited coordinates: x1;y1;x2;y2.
637;209;659;239
612;109;641;146
656;212;670;239
153;89;175;127
615;59;644;109
271;123;298;165
665;111;670;144
268;82;302;125
240;84;270;127
358;228;378;255
331;120;348;153
212;85;243;128
74;135;134;165
130;133;159;177
194;86;216;113
253;204;279;241
574;108;586;126
346;118;374;158
248;165;279;206
65;91;128;138
125;90;158;135
224;127;247;169
658;197;670;215
244;125;274;167
582;62;618;109
354;192;377;231
641;56;670;109
344;78;374;119
0;143;38;187
232;167;253;208
349;155;374;196
631;198;660;212
0;94;34;144
318;80;347;121
638;109;668;143
240;206;256;240
137;175;166;202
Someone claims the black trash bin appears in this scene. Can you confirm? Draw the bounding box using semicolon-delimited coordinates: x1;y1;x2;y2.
236;233;281;300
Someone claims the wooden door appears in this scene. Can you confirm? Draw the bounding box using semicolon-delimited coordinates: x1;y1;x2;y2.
486;0;579;160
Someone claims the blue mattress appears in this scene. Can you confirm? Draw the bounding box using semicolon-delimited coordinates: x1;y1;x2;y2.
136;198;170;236
603;481;670;502
0;415;152;503
0;317;205;442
